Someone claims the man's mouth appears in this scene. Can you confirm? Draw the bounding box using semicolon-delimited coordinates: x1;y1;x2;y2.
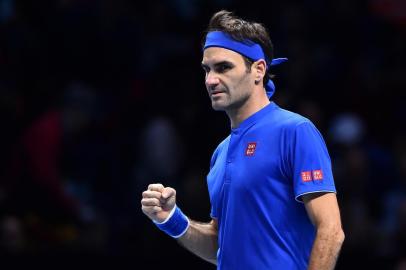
210;91;225;97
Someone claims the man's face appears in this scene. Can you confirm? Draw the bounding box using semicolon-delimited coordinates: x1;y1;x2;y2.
202;47;255;111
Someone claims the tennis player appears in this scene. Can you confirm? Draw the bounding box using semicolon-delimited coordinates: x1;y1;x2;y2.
141;10;345;270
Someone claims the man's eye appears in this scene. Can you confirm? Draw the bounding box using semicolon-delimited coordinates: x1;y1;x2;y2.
216;64;231;73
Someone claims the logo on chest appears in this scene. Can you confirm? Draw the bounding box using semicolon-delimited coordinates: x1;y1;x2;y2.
245;142;257;156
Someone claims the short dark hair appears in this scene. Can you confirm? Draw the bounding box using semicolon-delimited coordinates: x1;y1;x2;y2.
203;10;274;84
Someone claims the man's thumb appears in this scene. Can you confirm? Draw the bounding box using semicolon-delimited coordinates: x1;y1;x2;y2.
161;187;176;200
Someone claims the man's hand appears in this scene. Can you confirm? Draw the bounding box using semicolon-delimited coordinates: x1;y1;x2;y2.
141;183;176;223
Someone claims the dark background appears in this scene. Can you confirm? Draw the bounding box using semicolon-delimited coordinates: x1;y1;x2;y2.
0;0;405;269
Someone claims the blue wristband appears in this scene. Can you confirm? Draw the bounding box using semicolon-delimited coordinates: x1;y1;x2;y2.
153;205;189;238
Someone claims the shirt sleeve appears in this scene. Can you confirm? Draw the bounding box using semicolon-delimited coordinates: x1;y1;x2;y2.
290;121;336;202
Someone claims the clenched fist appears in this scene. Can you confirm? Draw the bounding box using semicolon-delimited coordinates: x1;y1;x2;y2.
141;183;177;223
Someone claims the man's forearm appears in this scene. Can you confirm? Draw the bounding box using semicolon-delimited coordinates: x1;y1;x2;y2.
307;225;345;270
178;219;218;265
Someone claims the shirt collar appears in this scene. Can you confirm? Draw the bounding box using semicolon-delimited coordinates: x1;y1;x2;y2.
231;101;278;134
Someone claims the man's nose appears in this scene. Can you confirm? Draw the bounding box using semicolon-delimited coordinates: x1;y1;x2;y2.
205;72;220;87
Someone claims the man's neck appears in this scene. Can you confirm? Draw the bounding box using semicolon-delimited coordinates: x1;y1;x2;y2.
227;91;270;129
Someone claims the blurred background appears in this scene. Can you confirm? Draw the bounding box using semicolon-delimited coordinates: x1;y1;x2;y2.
0;0;405;269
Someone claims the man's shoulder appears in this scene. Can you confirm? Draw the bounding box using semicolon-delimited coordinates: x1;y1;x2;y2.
209;135;230;167
269;105;312;129
215;135;231;152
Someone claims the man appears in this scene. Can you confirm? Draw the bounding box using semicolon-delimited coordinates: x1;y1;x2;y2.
141;10;344;270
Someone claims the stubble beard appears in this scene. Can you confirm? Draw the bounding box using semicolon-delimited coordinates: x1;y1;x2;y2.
210;73;252;112
211;89;250;113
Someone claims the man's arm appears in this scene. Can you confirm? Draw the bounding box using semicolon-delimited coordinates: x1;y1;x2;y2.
178;219;218;265
141;184;218;265
303;193;345;270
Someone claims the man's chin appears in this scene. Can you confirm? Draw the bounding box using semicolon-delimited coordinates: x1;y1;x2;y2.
211;101;227;111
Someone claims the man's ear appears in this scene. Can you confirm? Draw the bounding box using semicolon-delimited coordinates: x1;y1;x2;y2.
254;59;267;84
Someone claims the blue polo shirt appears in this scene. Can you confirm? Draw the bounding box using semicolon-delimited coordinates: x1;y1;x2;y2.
207;102;336;270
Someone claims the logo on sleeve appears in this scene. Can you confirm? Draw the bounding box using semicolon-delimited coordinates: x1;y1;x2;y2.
312;170;323;180
301;169;324;182
301;171;312;182
245;142;257;156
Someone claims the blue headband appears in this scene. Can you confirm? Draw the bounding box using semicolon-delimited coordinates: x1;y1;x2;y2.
203;31;287;98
